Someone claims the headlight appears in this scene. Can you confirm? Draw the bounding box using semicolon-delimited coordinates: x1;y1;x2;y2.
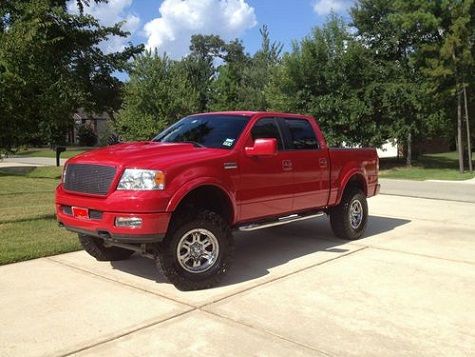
61;164;68;184
117;169;165;190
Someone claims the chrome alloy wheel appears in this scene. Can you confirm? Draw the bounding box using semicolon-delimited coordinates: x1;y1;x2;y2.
176;228;219;273
349;199;363;229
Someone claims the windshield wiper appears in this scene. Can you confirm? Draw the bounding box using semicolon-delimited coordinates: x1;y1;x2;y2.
181;141;206;148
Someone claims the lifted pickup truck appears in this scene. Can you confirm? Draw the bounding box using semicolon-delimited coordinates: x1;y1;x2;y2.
56;111;379;290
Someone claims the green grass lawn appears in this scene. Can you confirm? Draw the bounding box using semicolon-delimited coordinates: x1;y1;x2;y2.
380;151;475;181
15;147;88;158
0;166;81;265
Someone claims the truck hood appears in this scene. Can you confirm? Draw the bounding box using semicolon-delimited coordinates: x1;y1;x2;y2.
67;141;229;169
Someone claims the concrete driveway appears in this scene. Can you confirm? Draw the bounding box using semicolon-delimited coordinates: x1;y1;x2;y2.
1;194;474;356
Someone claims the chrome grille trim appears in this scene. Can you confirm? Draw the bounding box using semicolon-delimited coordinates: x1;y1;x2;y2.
64;164;116;195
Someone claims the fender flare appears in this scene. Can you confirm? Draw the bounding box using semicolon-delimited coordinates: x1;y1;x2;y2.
166;177;237;222
336;169;368;205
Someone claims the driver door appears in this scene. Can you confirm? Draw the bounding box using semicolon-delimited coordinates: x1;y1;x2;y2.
237;117;294;221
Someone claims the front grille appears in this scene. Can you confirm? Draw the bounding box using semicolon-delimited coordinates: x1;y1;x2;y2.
64;164;116;195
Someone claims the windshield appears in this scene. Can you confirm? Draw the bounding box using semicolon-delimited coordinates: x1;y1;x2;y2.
153;114;250;149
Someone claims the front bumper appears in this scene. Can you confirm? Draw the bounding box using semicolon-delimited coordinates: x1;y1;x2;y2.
56;205;171;244
56;183;171;243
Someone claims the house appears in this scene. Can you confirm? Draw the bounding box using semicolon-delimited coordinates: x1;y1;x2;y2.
68;108;112;145
377;140;399;158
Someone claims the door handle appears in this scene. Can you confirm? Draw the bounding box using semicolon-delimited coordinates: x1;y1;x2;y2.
319;158;327;168
282;160;293;171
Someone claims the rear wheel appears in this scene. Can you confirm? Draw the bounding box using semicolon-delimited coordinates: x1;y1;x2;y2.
156;210;233;291
79;234;134;261
330;188;368;240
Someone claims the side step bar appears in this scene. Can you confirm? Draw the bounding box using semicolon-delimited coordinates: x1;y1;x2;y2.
238;212;325;232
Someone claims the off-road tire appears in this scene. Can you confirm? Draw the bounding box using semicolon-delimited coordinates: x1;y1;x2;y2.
330;188;368;240
78;234;134;261
156;210;233;291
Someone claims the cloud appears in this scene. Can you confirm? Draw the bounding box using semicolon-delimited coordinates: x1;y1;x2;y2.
67;0;140;53
144;0;257;58
312;0;352;16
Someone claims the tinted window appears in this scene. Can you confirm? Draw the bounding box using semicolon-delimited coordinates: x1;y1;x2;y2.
284;119;318;150
153;115;249;149
251;118;283;150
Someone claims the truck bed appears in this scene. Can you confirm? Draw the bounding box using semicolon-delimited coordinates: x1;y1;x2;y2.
327;148;379;206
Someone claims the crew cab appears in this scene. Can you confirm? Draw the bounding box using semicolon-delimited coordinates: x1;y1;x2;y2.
56;111;379;290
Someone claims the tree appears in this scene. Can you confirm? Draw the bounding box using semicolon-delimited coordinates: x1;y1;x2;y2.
208;26;283;111
0;0;142;151
463;85;472;171
267;15;390;147
416;0;475;172
351;0;439;164
184;34;226;112
209;39;250;111
352;0;474;170
116;31;280;141
115;53;199;141
239;25;283;110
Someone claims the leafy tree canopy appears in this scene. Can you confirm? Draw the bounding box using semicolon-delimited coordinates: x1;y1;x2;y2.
115;52;199;141
0;0;142;150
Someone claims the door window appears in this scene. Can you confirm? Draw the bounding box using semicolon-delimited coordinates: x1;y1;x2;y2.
251;118;284;150
284;118;318;150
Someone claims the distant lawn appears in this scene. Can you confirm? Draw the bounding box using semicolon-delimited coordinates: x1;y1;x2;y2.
26;165;65;178
0;165;62;183
0;166;80;265
15;147;88;158
380;151;475;181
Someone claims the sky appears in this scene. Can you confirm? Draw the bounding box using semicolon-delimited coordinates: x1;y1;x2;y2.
68;0;355;59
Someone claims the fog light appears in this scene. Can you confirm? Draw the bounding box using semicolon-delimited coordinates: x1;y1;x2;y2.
115;217;143;228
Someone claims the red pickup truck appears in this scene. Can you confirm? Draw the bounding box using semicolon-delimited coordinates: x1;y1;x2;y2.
56;111;379;290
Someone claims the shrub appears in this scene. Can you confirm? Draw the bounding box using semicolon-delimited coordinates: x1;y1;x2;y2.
77;125;97;146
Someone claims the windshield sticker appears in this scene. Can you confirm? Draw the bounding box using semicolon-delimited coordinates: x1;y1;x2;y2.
223;138;235;147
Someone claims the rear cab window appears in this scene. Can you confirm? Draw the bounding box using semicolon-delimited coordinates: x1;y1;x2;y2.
282;118;319;150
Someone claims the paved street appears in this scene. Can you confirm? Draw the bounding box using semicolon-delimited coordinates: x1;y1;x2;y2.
1;194;474;356
380;177;475;203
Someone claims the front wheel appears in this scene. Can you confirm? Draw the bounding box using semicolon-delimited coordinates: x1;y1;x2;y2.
156;210;233;291
330;189;368;240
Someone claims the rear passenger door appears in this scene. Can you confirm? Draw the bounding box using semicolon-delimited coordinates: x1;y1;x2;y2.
280;117;330;211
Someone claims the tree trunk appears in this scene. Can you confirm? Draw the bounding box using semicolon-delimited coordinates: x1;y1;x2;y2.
107;111;115;123
406;131;412;166
457;88;464;173
463;85;472;172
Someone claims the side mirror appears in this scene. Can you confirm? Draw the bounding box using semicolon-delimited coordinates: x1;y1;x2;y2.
245;138;278;157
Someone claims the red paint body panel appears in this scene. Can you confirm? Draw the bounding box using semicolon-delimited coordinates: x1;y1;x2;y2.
55;111;378;240
327;148;379;206
57;204;171;236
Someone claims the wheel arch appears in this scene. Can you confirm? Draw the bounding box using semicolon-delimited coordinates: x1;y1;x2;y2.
167;179;236;225
336;171;368;205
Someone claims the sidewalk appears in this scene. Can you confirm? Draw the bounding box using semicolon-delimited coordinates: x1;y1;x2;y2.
0;157;66;168
380;177;475;203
